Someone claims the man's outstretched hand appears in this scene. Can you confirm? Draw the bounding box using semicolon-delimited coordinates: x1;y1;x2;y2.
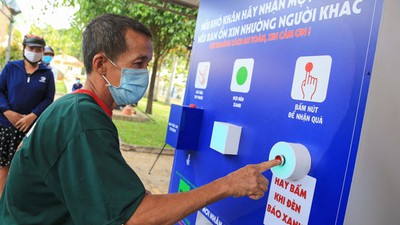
224;159;281;200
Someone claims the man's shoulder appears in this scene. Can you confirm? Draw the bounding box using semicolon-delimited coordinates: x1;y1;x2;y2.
52;93;100;111
35;93;113;138
49;93;111;121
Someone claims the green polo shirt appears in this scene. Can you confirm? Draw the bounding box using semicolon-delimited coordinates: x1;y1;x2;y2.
0;92;145;225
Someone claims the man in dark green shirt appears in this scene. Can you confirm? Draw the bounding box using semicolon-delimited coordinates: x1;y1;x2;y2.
0;14;280;225
1;92;144;224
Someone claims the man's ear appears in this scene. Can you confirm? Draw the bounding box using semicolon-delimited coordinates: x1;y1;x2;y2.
93;53;107;75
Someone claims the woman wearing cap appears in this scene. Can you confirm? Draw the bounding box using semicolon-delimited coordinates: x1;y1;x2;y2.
0;34;55;196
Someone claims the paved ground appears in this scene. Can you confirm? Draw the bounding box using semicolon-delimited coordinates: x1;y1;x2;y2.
121;149;174;194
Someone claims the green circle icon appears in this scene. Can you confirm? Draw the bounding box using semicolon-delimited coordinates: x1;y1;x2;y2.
236;66;248;85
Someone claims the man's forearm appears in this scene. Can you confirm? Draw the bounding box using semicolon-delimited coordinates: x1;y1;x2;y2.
126;176;231;225
125;160;280;225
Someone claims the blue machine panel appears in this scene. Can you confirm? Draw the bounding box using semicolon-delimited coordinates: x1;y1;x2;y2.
166;104;204;150
168;0;383;224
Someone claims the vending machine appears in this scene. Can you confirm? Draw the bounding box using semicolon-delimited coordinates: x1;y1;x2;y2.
166;0;399;224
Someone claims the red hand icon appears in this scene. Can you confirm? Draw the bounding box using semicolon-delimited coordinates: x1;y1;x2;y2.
301;62;318;100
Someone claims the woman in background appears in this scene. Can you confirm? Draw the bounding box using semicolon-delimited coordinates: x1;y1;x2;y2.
0;34;55;197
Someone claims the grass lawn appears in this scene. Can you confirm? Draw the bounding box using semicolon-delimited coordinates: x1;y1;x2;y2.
113;98;171;148
55;80;67;94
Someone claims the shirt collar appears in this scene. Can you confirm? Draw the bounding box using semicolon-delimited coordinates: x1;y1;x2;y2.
73;89;113;117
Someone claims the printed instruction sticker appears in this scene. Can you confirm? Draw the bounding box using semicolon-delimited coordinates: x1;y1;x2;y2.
195;62;211;89
197;207;228;225
264;175;317;225
230;58;254;93
195;211;213;225
291;55;332;102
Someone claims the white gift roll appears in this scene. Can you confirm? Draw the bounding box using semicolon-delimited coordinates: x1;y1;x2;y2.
268;142;311;180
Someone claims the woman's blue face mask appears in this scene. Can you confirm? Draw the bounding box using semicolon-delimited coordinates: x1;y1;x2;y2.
101;56;149;106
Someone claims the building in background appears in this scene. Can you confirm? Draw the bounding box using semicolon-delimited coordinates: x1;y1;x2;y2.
51;54;84;79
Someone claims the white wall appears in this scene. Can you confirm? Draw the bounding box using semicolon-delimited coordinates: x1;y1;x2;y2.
345;0;400;224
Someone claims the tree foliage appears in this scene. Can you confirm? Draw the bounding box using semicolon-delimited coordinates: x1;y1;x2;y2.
1;24;82;70
61;0;197;114
0;29;22;69
30;25;81;58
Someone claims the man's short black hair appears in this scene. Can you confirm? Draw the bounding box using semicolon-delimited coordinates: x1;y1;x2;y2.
82;13;152;74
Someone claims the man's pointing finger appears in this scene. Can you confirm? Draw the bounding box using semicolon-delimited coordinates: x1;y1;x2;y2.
256;159;282;173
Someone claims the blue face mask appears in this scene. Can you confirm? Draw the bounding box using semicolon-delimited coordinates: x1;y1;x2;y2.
102;58;149;106
42;55;53;64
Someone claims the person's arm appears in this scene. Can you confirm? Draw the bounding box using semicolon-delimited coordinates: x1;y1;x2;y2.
3;110;24;127
126;160;280;225
15;113;37;132
0;63;11;113
0;63;25;127
30;70;55;117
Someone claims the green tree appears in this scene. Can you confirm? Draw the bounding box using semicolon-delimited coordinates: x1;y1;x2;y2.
61;0;197;114
1;24;82;70
0;29;22;69
159;45;192;104
30;25;81;59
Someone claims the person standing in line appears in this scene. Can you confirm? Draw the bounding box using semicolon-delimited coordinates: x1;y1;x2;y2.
0;34;55;197
42;45;55;67
42;45;59;82
0;14;279;224
72;77;83;91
